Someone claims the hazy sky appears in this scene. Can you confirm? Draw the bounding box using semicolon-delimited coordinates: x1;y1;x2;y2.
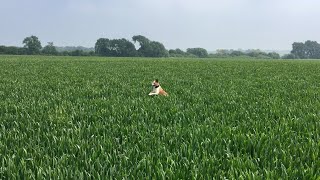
1;0;320;50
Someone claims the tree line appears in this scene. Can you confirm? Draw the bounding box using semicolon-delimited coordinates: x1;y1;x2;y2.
95;35;169;57
1;35;320;59
0;36;95;56
0;35;279;59
282;40;320;59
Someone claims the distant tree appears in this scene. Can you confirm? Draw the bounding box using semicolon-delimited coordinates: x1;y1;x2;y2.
207;49;281;59
169;48;186;57
231;51;245;57
132;35;151;57
17;47;27;55
42;42;58;55
186;48;208;58
304;40;320;59
70;50;84;56
175;48;185;55
95;38;111;56
56;46;94;53
148;41;168;57
132;35;150;48
88;51;95;56
256;52;270;59
282;53;296;59
23;35;42;55
216;49;230;56
61;51;70;56
0;46;5;54
290;41;320;59
168;49;176;55
132;35;168;57
109;39;137;57
246;49;262;58
0;46;26;55
267;52;280;59
291;42;306;59
95;38;137;57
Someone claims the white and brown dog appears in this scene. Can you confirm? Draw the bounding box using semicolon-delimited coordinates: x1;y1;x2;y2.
148;79;168;96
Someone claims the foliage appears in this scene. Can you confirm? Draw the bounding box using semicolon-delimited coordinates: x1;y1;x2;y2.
0;46;26;55
3;36;320;60
282;53;296;59
95;35;168;58
168;48;197;58
23;35;42;55
95;38;137;57
186;48;208;58
230;50;245;57
291;40;320;59
42;42;58;56
267;52;280;59
169;48;185;55
56;46;94;53
95;38;111;56
209;49;281;59
132;35;168;57
0;56;319;179
110;39;137;57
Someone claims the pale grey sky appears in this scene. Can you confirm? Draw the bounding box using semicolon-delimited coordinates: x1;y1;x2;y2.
1;0;319;51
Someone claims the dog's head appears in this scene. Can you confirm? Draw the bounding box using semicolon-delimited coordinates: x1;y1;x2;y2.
152;79;160;87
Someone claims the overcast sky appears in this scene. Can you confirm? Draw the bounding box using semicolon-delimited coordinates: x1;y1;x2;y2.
1;0;320;51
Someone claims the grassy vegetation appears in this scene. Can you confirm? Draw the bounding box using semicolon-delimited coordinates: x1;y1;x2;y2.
0;55;319;179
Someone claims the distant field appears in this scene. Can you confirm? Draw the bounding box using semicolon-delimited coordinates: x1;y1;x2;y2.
0;55;319;179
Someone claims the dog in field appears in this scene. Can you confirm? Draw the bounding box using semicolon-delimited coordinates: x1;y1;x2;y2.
148;79;168;96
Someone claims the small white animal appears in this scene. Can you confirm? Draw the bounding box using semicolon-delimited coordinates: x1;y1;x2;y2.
148;79;168;96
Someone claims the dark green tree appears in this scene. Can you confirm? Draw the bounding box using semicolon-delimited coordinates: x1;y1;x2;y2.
95;38;111;56
42;42;58;55
216;49;230;56
23;35;42;55
132;35;151;57
291;42;306;59
132;35;150;47
304;40;320;59
168;49;176;54
231;51;245;57
0;46;26;55
282;53;296;59
95;38;137;57
148;41;168;57
169;48;186;57
186;48;208;58
132;35;168;57
70;50;84;56
291;41;320;59
267;52;280;59
109;39;137;57
175;48;185;55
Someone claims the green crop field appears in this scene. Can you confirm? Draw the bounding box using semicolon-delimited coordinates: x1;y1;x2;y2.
0;55;319;179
